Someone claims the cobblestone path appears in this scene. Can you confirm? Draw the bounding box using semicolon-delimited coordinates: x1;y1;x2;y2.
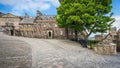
0;32;120;68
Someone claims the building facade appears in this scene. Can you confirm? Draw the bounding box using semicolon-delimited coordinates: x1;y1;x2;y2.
19;14;35;37
0;11;86;39
0;13;21;35
34;10;67;39
94;27;120;51
0;11;70;39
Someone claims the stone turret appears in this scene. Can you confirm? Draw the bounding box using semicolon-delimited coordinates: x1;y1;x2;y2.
37;10;42;16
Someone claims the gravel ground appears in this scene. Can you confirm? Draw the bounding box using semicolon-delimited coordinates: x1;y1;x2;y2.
0;32;120;68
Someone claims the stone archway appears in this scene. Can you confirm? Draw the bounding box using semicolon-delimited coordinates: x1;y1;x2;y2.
10;30;14;36
47;30;53;39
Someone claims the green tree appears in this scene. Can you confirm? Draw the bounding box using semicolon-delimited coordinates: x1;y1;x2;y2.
56;0;115;39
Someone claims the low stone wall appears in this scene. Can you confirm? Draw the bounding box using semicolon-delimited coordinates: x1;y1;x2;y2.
94;43;117;55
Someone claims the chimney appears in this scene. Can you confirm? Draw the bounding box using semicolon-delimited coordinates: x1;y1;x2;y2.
24;13;29;18
37;10;42;16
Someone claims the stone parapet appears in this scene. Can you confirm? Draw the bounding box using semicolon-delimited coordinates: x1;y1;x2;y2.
94;43;117;55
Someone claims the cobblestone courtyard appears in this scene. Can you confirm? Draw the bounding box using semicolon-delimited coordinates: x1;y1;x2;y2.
0;32;120;68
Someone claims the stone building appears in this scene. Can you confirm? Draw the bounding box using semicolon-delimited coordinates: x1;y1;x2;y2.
0;11;86;39
0;13;21;35
34;10;67;39
95;27;118;41
0;11;69;39
94;27;120;52
19;13;35;37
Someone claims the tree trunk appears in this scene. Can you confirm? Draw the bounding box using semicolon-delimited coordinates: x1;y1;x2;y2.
75;30;78;39
86;31;92;39
100;33;110;42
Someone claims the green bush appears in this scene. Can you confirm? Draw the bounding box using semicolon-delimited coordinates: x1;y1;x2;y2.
90;43;94;49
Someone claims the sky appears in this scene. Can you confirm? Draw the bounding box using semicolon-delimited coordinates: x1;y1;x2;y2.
0;0;120;29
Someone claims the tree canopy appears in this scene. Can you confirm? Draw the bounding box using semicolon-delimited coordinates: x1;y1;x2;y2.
56;0;115;39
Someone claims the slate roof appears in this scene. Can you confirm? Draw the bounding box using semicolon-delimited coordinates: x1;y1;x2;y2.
37;15;55;20
20;17;35;25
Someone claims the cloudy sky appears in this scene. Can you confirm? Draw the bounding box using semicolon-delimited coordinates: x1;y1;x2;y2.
0;0;120;29
0;0;60;16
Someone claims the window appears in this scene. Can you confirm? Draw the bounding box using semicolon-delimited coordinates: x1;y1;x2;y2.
60;31;63;35
44;24;46;27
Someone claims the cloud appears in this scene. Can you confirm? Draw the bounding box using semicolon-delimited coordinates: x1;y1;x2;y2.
0;0;60;16
112;16;120;29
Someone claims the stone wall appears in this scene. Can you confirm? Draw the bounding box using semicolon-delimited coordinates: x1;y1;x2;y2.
94;43;117;55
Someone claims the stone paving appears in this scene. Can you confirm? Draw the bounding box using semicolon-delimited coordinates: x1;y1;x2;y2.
0;32;120;68
0;32;32;68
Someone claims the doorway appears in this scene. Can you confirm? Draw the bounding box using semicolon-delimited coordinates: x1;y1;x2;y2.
48;31;51;37
10;30;14;36
47;30;53;39
10;26;14;36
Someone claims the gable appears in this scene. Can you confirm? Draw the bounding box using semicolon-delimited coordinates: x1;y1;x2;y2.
107;35;112;39
1;13;18;18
